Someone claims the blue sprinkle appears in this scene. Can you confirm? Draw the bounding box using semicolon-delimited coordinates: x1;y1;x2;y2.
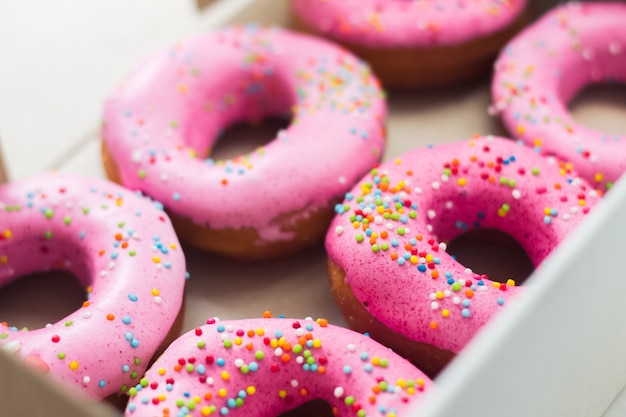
123;316;131;325
462;308;471;318
128;294;138;302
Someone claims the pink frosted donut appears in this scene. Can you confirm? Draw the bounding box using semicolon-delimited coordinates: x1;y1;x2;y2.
291;0;529;87
325;136;600;376
124;316;433;416
0;173;186;400
491;2;626;192
102;26;386;260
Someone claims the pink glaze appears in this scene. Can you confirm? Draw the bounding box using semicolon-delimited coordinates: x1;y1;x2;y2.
0;173;187;399
326;136;600;353
124;317;433;416
491;2;626;192
291;0;527;48
103;26;386;243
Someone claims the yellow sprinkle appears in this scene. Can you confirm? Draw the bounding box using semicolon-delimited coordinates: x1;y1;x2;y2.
3;230;12;239
394;158;402;165
579;199;586;206
218;388;227;398
397;379;406;388
407;387;416;395
457;178;467;186
152;257;161;264
371;356;380;366
116;198;123;207
256;328;264;336
425;254;434;262
533;138;543;147
312;339;322;349
201;406;213;416
543;207;551;215
409;255;418;264
0;255;8;265
170;243;177;250
246;386;256;395
594;173;603;183
178;84;188;93
270;339;278;348
151;289;160;296
442;309;450;318
158;368;166;376
497;208;507;217
234;337;242;346
278;390;287;399
69;361;79;371
506;279;516;287
158;394;166;401
517;125;525;134
436;291;444;300
221;371;229;381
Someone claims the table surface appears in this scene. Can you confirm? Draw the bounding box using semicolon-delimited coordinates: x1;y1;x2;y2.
1;1;626;416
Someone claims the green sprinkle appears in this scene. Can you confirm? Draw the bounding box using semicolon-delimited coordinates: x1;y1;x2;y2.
240;365;250;374
137;169;146;179
45;209;54;219
355;235;364;243
291;345;301;354
128;387;138;397
176;399;185;408
186;364;194;373
531;167;540;176
345;396;355;406
44;231;53;240
223;339;233;348
451;282;462;292
255;351;265;360
0;333;8;340
129;250;136;257
197;341;206;349
64;321;73;327
130;371;138;379
371;244;380;252
508;179;516;188
57;352;66;360
499;177;508;186
397;227;406;236
63;216;72;225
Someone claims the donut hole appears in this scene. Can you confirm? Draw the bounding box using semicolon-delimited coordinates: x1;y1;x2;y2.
569;82;626;135
279;399;333;417
0;236;92;330
209;116;291;160
445;228;534;286
0;270;86;330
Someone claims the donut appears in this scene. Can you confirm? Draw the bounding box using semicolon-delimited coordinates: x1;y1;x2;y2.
102;25;386;260
325;136;600;377
491;2;626;192
0;173;187;401
290;0;529;88
124;315;433;417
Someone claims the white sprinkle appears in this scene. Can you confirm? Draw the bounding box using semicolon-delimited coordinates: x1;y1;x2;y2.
431;181;440;190
414;187;423;194
347;344;356;352
512;189;521;199
429;293;437;300
225;325;234;333
154;296;162;304
132;150;143;163
445;201;453;210
582;48;594;61
234;359;244;368
83;376;91;385
464;268;473;274
295;328;305;337
100;271;108;278
444;290;451;298
160;173;169;182
430;302;439;310
334;387;344;398
338;176;346;184
82;312;92;319
291;379;299;388
562;213;570;221
108;262;116;270
453;297;461;305
427;210;436;219
2;340;21;353
335;226;344;236
296;356;304;364
426;224;433;233
609;42;622;55
374;216;383;225
206;377;215;386
439;242;447;251
274;347;283;357
441;175;449;182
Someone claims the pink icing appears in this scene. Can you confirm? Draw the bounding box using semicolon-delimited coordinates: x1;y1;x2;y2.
291;0;527;48
124;317;433;416
491;2;626;192
102;26;386;242
325;136;600;353
0;173;187;399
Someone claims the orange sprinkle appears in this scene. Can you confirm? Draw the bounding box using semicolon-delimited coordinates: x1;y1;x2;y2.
317;318;328;327
106;314;115;321
429;321;438;330
465;289;474;298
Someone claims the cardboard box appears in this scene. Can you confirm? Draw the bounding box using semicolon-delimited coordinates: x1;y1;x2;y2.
2;1;626;416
